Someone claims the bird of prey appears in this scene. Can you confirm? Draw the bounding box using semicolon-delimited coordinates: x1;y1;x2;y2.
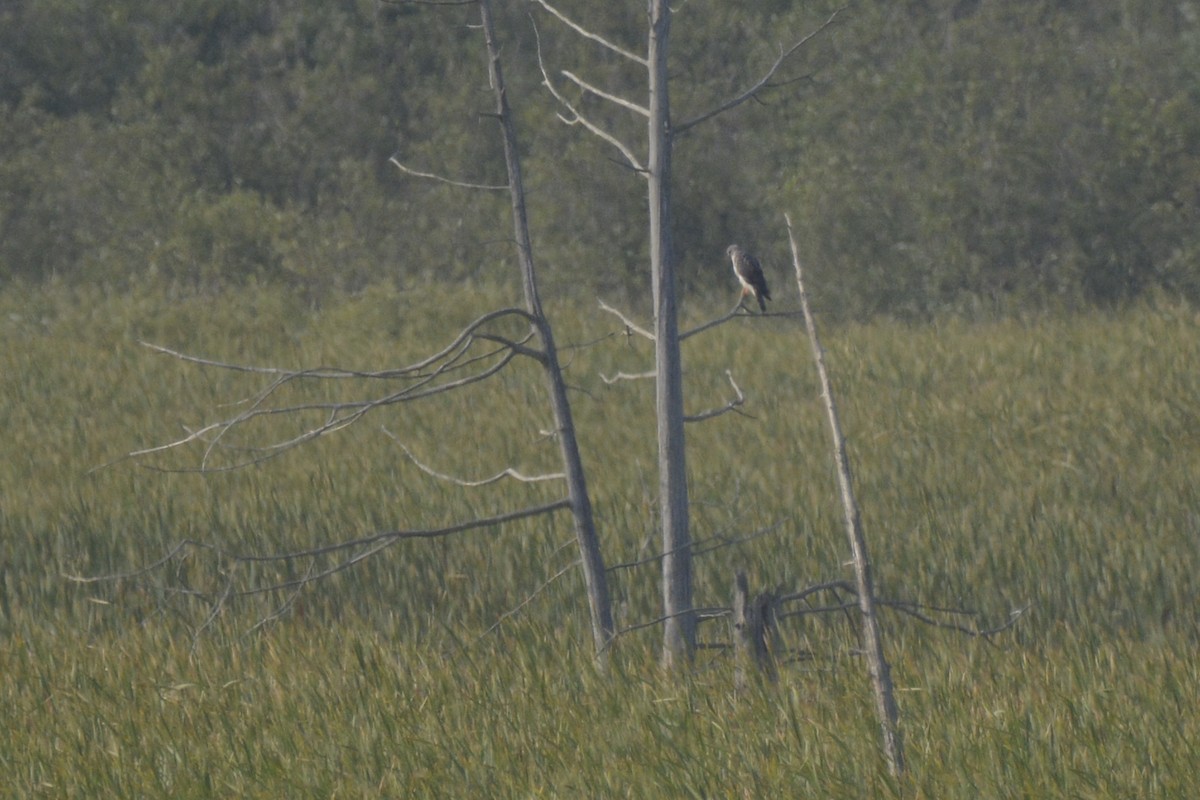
727;244;771;312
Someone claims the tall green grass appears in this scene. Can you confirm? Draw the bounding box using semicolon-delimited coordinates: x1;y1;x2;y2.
2;279;1197;796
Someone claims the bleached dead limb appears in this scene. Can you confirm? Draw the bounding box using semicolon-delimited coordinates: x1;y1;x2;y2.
140;306;538;379
599;369;655;385
478;0;614;654
786;212;904;777
684;370;747;423
534;23;646;173
389;154;508;191
560;70;649;117
125;309;539;470
597;298;655;341
675;7;844;134
384;431;566;486
128;345;520;471
530;0;647;65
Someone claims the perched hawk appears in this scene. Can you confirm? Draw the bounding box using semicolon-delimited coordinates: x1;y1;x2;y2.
727;244;771;312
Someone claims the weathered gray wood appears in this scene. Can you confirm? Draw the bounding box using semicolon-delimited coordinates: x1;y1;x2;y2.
479;0;614;655
785;216;905;776
732;572;777;689
647;0;695;667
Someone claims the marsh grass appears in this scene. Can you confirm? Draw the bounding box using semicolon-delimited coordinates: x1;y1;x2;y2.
2;279;1197;796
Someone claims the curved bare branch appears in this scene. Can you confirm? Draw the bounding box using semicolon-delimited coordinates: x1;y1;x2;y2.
679;300;743;341
385;433;566;487
597;298;654;340
123;308;543;470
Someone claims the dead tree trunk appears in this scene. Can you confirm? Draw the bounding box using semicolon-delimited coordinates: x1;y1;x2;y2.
647;0;695;669
479;0;614;654
785;216;905;776
533;0;837;667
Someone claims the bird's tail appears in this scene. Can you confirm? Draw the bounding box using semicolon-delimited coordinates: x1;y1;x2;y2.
757;294;767;312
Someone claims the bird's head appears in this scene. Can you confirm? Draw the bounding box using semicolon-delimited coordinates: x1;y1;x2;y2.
726;244;741;258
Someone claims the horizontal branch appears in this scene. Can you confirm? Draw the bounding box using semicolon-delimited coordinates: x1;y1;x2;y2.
776;579;856;606
675;7;844;135
679;300;744;341
473;332;546;363
385;432;566;487
71;500;571;594
246;498;572;564
530;0;647;65
600;369;655;385
139;307;536;381
880;600;1031;639
607;520;784;574
389;154;508;191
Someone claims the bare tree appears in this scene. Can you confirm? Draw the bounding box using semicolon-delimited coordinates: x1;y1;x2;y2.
534;0;841;665
476;0;613;653
785;214;904;776
87;0;615;655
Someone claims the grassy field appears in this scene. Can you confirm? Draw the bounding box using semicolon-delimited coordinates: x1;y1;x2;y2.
1;279;1198;797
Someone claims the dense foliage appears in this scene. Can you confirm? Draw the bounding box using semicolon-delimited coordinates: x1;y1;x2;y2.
2;0;1197;315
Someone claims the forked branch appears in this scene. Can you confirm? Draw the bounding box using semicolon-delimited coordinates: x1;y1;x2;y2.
684;370;747;423
124;308;541;471
675;8;844;135
534;22;646;173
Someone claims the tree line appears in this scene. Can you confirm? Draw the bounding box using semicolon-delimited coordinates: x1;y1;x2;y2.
2;0;1196;317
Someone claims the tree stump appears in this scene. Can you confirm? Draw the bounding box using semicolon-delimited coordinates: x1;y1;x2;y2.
732;571;777;689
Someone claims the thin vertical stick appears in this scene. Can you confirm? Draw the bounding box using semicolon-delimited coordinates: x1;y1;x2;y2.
785;214;905;776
